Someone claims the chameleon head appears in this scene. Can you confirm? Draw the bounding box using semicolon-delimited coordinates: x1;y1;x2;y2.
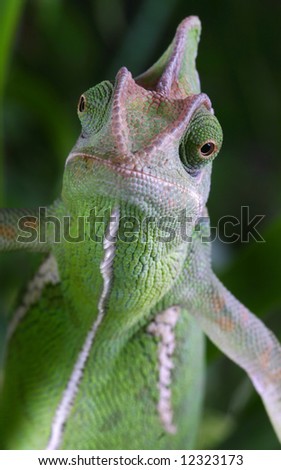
64;16;223;228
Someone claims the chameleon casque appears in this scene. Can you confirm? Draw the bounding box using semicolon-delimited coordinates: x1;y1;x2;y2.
0;16;281;450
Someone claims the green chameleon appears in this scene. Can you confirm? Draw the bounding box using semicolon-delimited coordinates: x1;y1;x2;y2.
0;16;281;450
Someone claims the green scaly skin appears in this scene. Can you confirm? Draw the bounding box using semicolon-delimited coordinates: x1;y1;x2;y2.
0;16;281;449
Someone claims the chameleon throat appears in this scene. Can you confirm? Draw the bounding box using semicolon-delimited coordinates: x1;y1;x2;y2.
46;205;120;450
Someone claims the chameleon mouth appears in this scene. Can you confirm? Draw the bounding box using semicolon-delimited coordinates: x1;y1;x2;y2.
66;151;202;200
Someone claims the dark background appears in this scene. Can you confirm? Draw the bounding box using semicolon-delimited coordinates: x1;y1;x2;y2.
0;0;281;449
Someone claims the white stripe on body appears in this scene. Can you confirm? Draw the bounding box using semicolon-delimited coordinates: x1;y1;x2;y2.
46;206;120;450
147;306;180;434
8;255;60;341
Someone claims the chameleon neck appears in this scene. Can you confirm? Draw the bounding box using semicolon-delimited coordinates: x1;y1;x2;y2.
53;197;188;358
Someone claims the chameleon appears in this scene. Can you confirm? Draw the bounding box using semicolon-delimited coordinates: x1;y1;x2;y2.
0;16;281;450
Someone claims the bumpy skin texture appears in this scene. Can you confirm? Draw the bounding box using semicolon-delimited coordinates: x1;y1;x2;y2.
0;16;281;449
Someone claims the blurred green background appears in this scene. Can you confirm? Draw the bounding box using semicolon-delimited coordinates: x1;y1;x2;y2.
0;0;281;449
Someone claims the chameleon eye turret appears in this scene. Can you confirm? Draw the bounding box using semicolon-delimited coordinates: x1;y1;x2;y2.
77;81;113;136
179;107;223;174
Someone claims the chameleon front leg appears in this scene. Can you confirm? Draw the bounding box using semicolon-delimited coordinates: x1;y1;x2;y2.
183;270;281;443
0;206;59;252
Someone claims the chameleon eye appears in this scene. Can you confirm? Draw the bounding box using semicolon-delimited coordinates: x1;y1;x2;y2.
200;141;216;157
78;95;86;113
77;81;114;137
179;108;223;175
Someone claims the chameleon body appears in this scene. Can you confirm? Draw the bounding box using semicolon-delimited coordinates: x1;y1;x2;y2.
1;17;281;449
